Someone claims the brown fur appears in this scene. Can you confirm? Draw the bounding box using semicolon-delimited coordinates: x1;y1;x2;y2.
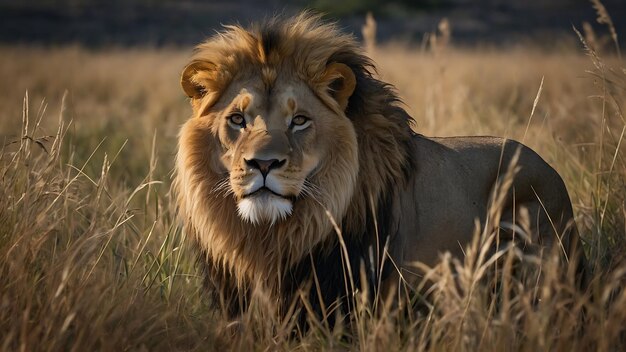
174;13;584;320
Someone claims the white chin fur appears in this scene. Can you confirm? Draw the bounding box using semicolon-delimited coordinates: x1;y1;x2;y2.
237;194;293;225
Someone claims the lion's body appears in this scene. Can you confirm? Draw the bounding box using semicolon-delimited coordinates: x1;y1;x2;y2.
175;13;584;320
392;136;577;271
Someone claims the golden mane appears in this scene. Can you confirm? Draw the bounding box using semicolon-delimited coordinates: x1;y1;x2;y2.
175;12;415;315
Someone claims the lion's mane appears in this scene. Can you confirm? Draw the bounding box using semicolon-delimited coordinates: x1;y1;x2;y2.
175;13;415;316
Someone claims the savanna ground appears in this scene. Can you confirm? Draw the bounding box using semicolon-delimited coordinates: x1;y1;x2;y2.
1;20;626;351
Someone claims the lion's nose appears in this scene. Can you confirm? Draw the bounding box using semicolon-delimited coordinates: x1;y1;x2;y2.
245;158;286;178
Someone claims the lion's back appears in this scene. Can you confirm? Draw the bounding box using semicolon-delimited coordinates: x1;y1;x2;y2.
393;134;577;268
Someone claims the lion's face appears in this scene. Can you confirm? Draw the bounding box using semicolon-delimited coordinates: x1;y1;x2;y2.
185;72;359;225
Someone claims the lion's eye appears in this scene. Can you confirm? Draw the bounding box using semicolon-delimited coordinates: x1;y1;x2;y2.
291;115;309;127
228;113;246;128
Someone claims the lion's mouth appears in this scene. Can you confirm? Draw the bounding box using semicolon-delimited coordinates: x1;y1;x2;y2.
243;186;295;201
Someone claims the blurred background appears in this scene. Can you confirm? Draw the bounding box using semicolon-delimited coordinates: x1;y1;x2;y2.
1;1;626;350
1;0;624;185
1;0;624;47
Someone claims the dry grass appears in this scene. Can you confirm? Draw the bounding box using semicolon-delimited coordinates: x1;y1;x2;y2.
1;37;625;350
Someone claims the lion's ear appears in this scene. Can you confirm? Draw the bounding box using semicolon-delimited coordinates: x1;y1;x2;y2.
181;61;223;111
323;63;356;112
181;62;206;99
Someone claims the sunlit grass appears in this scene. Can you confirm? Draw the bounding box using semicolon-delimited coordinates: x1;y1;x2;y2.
0;38;625;350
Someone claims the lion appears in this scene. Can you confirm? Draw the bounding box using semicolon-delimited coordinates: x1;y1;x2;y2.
174;13;585;320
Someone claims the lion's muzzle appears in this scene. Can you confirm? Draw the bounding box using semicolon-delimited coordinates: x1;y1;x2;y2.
236;153;297;225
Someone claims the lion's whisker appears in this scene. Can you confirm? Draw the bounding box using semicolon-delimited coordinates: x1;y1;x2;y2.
304;180;327;199
211;178;235;198
301;180;327;208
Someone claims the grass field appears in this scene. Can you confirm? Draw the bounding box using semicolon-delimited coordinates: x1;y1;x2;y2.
1;34;625;350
